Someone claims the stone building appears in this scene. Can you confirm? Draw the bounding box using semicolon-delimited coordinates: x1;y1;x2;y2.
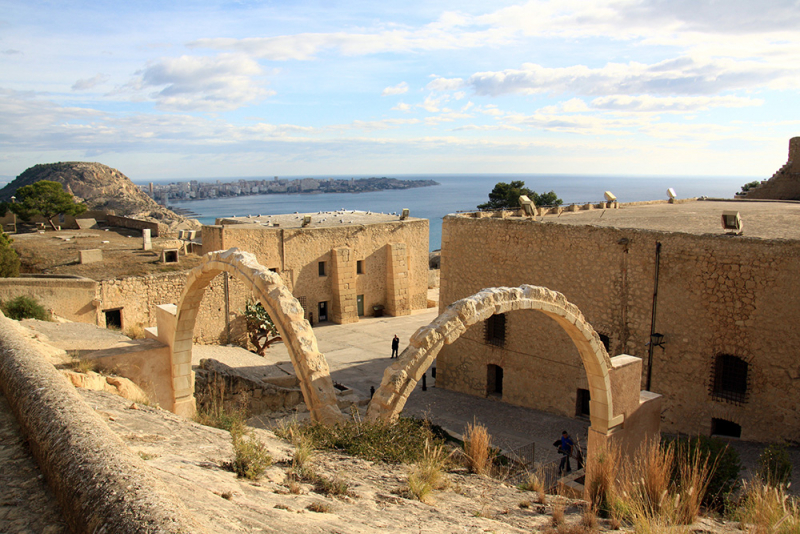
436;199;800;442
201;211;429;325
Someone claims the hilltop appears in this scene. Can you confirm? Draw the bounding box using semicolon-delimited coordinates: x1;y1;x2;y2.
0;162;199;230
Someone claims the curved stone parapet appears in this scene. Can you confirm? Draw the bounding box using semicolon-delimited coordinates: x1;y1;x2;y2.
366;285;618;432
171;248;344;424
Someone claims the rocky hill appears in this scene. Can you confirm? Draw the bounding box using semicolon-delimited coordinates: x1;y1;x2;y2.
0;162;199;231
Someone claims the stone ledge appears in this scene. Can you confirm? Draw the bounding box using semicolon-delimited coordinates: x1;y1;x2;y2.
0;312;207;534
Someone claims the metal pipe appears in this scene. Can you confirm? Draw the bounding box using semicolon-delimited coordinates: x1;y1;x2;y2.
646;242;662;391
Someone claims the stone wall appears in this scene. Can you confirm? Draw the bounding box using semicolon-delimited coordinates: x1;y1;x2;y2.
438;214;800;441
105;214;161;237
742;137;800;200
202;219;429;324
0;277;98;323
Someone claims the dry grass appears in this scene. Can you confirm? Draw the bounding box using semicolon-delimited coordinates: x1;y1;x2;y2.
735;478;800;534
586;441;620;516
407;440;450;502
552;504;565;526
194;374;247;433
307;502;331;513
69;357;96;374
519;469;548;504
123;322;146;339
580;505;598;529
463;421;493;475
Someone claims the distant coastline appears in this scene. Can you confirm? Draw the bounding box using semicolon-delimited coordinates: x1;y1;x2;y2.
146;176;439;204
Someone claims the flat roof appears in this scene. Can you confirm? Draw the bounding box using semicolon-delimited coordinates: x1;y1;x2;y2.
459;199;800;240
215;209;422;229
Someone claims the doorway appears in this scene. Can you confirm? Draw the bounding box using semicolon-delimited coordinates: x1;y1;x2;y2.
487;364;503;397
357;294;364;317
104;308;122;329
318;301;328;322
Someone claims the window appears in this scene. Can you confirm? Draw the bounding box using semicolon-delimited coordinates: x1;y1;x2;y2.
269;267;279;273
599;333;610;352
318;261;326;276
711;354;748;404
576;388;591;417
296;296;307;311
711;418;741;438
487;364;503;396
484;313;506;347
356;260;364;274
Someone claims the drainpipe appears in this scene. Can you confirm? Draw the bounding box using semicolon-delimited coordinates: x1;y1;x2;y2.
646;242;662;391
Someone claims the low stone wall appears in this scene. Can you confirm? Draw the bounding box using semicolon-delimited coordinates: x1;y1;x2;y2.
0;312;206;533
106;214;161;237
0;277;98;323
195;358;304;416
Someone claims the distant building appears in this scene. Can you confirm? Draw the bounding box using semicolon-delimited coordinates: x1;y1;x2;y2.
436;199;800;442
202;211;429;324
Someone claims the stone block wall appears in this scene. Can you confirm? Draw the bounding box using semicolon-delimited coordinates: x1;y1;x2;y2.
202;219;429;324
0;277;98;323
742;137;800;200
438;214;800;441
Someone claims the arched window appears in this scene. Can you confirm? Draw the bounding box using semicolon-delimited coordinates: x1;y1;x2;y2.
711;354;748;404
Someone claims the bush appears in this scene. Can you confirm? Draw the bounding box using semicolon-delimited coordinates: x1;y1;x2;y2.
758;443;792;486
2;295;49;321
274;416;444;464
734;478;800;533
669;435;741;510
230;427;272;480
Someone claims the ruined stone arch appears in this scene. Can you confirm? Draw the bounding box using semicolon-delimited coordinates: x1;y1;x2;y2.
168;248;343;424
366;285;623;433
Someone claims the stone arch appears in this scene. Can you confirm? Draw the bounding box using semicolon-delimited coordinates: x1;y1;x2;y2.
366;285;622;433
169;248;343;424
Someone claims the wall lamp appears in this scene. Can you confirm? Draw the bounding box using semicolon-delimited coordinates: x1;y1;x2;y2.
649;333;665;349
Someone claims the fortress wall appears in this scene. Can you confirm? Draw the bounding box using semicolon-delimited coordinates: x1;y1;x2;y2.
204;220;430;323
438;214;800;441
743;137;800;200
0;277;98;323
0;312;206;533
106;214;161;237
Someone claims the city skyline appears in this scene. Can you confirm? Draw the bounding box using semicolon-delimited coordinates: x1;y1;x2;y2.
2;1;799;181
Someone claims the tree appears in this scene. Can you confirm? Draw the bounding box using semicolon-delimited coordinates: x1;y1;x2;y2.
10;180;87;230
478;180;563;210
242;299;281;356
740;180;760;194
0;232;20;277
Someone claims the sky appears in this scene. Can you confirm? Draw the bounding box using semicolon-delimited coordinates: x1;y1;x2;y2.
1;0;799;182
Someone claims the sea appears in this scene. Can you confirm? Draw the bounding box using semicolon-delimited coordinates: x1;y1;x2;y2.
165;174;753;250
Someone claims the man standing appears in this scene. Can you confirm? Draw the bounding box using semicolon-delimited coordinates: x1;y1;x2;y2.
558;431;574;473
391;335;400;358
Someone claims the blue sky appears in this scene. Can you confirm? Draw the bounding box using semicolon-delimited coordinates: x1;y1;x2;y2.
1;0;799;181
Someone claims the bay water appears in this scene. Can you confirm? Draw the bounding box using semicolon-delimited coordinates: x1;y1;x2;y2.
166;174;752;250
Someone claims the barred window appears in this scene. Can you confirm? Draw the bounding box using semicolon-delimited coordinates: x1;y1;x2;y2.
711;354;748;404
296;296;307;311
484;313;506;347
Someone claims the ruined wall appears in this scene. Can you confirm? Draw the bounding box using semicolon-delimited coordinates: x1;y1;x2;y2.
438;214;800;441
0;277;98;323
202;220;429;323
742;137;800;200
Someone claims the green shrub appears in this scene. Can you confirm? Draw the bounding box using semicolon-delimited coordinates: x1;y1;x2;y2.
758;443;792;486
669;435;741;510
275;416;444;464
230;428;272;480
2;295;49;321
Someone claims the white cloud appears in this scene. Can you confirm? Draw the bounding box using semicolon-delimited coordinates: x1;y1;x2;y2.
347;118;421;130
417;94;449;113
128;54;271;112
467;57;793;97
392;102;412;112
426;77;465;91
72;74;109;91
382;82;409;96
591;95;764;112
